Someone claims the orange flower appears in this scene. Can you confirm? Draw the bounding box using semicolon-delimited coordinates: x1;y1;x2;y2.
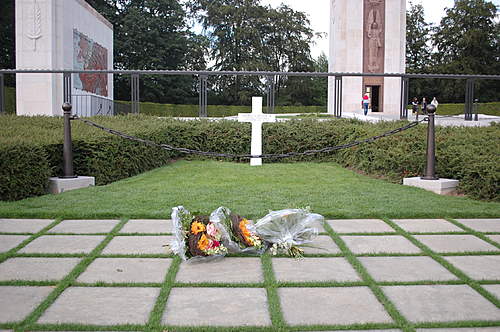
191;221;206;235
198;234;210;251
239;219;252;239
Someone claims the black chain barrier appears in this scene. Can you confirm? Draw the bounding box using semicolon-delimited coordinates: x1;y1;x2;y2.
73;116;427;159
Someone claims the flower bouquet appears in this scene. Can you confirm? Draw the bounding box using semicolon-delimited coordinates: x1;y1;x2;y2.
254;208;323;257
210;206;264;254
170;206;228;261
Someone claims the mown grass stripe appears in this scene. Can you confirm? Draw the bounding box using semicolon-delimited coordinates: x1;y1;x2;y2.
16;218;128;330
323;222;416;332
146;256;181;329
286;322;400;331
0;280;59;287
261;254;286;329
383;218;500;308
21;322;144;331
413;320;500;329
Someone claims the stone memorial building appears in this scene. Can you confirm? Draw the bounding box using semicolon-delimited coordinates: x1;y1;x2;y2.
16;0;113;116
328;0;406;115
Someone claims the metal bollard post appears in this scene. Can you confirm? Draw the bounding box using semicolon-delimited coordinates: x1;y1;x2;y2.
60;103;77;179
421;104;438;180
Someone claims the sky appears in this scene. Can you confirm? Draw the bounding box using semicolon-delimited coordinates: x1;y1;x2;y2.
260;0;500;59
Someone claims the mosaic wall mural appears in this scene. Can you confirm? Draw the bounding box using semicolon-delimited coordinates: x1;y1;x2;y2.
73;29;108;97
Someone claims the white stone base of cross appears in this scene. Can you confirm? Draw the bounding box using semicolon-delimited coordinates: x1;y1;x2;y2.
238;97;276;166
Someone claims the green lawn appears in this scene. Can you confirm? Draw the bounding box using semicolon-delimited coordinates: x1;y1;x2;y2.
0;161;498;219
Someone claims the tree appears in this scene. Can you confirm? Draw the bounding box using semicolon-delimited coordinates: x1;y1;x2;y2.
189;0;317;105
309;53;329;106
431;0;500;102
0;0;16;85
88;0;208;103
406;1;431;73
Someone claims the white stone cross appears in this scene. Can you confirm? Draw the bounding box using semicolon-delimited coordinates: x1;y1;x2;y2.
238;97;276;166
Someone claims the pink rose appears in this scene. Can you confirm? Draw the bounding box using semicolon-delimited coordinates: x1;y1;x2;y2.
206;223;218;237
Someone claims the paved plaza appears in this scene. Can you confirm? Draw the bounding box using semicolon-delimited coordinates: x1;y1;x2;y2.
0;218;499;331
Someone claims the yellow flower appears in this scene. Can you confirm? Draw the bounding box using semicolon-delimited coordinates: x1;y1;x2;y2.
239;219;252;239
191;221;206;235
198;234;210;251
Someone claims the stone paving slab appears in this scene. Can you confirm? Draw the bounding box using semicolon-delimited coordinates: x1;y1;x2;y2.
414;235;499;253
0;219;54;233
359;256;458;282
279;287;392;325
341;235;421;254
18;235;105;254
163;287;271;326
444;256;500;280
175;257;263;283
101;236;172;255
302;235;341;254
455;218;500;232
0;235;30;253
482;284;500;300
382;285;500;322
48;219;119;234
272;258;361;283
77;258;172;283
417;328;500;332
0;286;53;323
327;219;395;233
0;257;81;281
391;219;463;233
38;287;159;325
120;219;172;233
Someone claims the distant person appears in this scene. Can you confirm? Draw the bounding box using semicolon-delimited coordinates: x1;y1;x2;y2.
362;93;370;116
422;97;428;114
431;97;439;108
411;97;419;115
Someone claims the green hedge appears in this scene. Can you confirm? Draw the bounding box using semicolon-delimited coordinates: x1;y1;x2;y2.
117;100;326;117
407;101;500;116
4;87;16;114
0;144;51;201
0;115;498;201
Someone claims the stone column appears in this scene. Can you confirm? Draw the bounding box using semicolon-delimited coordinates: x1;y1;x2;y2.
328;0;406;116
383;0;406;115
328;0;364;115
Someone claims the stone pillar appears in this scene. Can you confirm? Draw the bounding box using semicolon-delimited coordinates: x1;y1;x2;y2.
15;0;113;116
16;0;58;116
328;0;406;116
383;0;406;115
328;0;364;114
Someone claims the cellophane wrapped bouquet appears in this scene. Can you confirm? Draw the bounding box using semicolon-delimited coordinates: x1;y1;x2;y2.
210;206;264;254
254;208;323;257
170;206;229;262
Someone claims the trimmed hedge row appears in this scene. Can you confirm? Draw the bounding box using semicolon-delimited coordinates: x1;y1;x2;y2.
0;115;498;201
406;101;500;116
116;100;327;117
0;144;51;200
4;87;16;114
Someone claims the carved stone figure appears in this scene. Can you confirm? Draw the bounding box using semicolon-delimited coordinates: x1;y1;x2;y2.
367;8;382;72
